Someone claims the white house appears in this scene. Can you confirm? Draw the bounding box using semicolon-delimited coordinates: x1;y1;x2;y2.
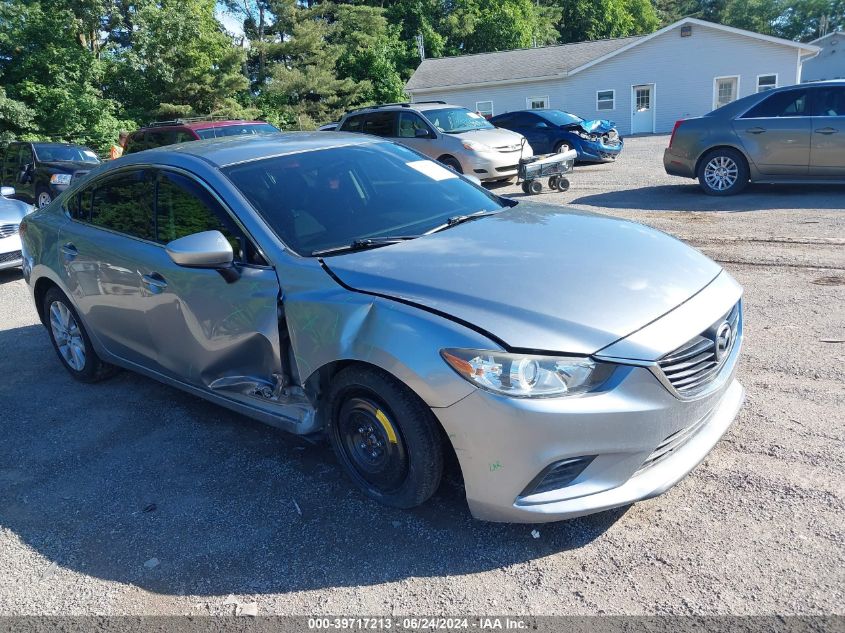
802;30;845;82
405;18;820;135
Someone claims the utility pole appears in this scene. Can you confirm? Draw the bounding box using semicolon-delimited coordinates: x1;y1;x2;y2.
416;33;426;61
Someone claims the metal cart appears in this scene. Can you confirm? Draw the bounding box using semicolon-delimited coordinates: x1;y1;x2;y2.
517;147;577;195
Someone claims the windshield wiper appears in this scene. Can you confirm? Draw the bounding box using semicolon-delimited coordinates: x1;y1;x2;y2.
425;209;501;235
312;236;416;257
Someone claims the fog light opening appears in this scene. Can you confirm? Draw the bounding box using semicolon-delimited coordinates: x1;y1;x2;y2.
520;456;596;497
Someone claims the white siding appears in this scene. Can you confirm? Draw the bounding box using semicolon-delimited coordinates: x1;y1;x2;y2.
802;33;845;82
411;23;802;135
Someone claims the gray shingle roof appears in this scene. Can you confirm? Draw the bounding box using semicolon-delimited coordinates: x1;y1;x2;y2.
405;35;644;91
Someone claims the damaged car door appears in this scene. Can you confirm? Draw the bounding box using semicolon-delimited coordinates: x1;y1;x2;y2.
142;170;285;405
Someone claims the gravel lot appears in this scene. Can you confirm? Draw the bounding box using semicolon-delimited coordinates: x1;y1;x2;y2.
0;135;842;616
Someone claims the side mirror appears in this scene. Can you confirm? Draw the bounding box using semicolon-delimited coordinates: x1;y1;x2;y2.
166;230;234;268
415;128;432;139
0;186;14;197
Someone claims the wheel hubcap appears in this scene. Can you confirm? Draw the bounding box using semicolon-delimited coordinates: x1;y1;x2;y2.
49;300;86;371
704;156;738;191
38;192;52;208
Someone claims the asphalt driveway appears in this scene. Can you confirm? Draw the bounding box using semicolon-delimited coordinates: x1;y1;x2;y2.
0;135;842;616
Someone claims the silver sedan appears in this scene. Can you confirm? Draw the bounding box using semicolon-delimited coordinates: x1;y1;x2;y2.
21;133;744;523
0;186;33;271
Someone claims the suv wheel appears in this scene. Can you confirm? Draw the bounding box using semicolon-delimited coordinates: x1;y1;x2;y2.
327;365;444;509
697;148;749;196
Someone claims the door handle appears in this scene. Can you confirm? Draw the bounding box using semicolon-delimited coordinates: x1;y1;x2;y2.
815;127;839;135
745;127;767;134
61;243;78;261
141;272;168;295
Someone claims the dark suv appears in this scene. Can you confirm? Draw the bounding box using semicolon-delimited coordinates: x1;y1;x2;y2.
1;142;100;208
125;119;280;154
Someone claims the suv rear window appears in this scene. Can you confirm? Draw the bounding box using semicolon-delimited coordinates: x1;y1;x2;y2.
194;123;278;139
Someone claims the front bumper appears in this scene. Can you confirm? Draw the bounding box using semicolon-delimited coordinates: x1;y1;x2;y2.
663;148;696;178
464;146;533;181
0;234;23;270
579;138;624;162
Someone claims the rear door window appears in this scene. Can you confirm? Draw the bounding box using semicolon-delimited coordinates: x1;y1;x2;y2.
362;112;396;137
811;86;845;117
89;170;155;240
742;89;809;118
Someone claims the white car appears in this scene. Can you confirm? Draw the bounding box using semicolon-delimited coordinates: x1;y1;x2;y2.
0;186;33;270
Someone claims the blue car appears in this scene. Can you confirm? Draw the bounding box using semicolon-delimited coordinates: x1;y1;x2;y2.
490;109;623;163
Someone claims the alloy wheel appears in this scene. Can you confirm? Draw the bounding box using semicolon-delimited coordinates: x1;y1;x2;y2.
49;300;86;371
703;156;738;191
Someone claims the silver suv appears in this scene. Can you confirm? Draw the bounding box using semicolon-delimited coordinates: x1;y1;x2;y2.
337;102;533;182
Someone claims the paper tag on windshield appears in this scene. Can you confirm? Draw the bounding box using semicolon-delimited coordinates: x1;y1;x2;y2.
406;160;458;181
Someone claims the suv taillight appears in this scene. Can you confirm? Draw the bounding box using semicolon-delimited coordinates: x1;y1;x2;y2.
668;120;684;148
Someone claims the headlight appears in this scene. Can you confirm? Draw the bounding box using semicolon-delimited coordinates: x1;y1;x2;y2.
576;131;597;141
50;174;72;185
461;139;492;152
441;349;613;398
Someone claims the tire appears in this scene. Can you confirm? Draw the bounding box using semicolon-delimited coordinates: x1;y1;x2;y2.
36;188;52;209
697;148;749;196
548;175;559;190
327;365;444;509
528;179;543;195
43;287;116;382
554;141;571;154
521;181;530;194
439;156;463;174
556;177;570;192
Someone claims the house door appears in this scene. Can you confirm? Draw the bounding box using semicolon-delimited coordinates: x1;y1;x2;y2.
631;85;655;134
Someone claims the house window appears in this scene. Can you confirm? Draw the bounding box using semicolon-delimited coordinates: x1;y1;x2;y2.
596;90;615;111
475;101;493;118
757;74;777;92
714;76;739;109
526;96;549;109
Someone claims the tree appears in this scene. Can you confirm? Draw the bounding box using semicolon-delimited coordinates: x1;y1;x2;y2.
556;0;661;43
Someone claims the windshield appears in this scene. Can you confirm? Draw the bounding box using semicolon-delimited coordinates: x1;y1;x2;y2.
538;110;583;126
223;142;505;256
195;123;279;139
33;144;100;163
422;108;495;134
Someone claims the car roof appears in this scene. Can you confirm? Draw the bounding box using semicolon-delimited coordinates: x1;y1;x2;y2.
346;102;464;115
115;132;381;168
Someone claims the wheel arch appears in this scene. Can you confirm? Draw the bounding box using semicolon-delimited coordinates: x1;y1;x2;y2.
436;154;463;173
33;275;61;326
695;144;751;177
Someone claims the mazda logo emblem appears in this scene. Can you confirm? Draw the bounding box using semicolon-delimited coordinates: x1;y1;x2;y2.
715;322;733;361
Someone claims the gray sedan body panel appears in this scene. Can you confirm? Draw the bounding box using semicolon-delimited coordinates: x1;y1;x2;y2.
322;202;722;356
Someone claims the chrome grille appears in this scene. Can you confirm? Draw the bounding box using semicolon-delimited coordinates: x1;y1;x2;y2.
0;223;19;239
657;302;741;397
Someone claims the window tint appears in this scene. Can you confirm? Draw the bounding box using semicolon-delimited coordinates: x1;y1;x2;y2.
174;130;196;143
397;113;431;138
3;144;21;182
812;87;845;116
123;132;146;154
340;114;367;133
90;170;155;240
362;112;396;137
146;130;178;148
222;141;505;256
743;89;809;118
155;171;243;259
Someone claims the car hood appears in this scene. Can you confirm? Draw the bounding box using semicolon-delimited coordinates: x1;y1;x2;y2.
452;127;526;149
563;119;617;134
322;203;722;356
0;197;34;223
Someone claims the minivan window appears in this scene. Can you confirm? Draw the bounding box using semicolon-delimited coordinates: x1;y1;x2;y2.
340;114;366;133
222;141;505;256
397;112;431;138
742;89;809;118
90;170;155;240
423;107;495;133
812;87;845;116
361;112;396;137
